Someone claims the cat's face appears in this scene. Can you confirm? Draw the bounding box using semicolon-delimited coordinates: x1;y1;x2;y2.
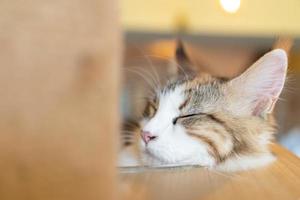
141;76;226;166
139;47;287;169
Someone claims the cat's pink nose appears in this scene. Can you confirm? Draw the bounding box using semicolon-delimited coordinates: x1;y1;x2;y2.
141;131;157;144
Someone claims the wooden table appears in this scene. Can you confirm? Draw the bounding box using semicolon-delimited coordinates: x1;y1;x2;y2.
120;144;300;200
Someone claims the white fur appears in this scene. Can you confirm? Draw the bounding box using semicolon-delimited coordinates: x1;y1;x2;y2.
216;152;275;172
140;85;215;167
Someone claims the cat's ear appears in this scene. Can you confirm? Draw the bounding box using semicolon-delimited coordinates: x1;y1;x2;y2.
174;40;199;76
228;49;287;116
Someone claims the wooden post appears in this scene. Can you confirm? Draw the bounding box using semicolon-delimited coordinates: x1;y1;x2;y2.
0;0;121;199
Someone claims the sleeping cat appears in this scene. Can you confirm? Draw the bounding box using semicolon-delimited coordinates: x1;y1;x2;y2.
120;41;288;171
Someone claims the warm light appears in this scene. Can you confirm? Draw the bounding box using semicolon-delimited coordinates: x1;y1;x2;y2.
219;0;240;13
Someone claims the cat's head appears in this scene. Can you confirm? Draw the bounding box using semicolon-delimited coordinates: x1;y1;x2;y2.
139;41;287;169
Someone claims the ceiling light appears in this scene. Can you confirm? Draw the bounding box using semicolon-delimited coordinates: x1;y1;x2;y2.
219;0;240;13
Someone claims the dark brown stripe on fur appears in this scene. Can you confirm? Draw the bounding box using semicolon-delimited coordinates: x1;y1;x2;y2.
205;114;241;161
207;114;233;134
205;114;254;160
187;131;222;163
179;97;190;110
206;114;225;125
121;119;140;147
123;119;140;131
123;141;132;146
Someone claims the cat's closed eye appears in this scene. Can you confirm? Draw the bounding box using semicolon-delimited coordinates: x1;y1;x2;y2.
173;113;206;125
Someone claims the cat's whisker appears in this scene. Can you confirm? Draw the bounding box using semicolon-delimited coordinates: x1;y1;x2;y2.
124;91;156;100
134;54;190;81
277;96;287;102
129;46;162;88
146;55;190;79
129;66;161;89
126;90;156;99
124;68;158;93
125;66;158;90
174;62;189;80
140;53;162;89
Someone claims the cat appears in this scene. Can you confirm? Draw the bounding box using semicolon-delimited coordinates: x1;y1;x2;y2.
119;41;288;171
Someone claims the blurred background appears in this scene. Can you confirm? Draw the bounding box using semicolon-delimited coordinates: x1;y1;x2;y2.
119;0;300;156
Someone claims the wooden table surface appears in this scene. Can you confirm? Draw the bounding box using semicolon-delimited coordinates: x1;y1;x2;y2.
120;144;300;200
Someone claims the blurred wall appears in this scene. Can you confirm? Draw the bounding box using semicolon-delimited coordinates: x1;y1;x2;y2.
121;0;300;36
